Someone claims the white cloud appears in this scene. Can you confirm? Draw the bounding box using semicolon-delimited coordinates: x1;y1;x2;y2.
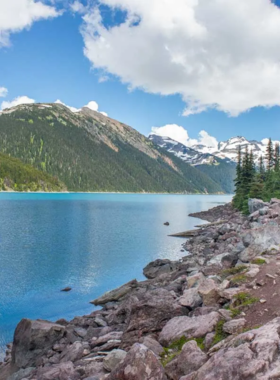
1;95;35;110
0;87;8;97
55;99;108;116
151;124;218;149
85;100;98;111
81;0;280;116
55;99;80;113
0;0;61;47
70;1;86;14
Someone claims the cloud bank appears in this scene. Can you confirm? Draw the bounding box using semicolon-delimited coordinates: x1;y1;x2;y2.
0;0;61;47
81;0;280;116
1;95;35;110
151;124;218;149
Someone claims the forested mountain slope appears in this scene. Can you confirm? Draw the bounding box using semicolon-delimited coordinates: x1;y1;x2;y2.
149;134;236;193
0;153;65;192
0;103;223;193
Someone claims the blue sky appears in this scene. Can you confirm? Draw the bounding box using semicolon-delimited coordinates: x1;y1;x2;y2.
1;0;280;146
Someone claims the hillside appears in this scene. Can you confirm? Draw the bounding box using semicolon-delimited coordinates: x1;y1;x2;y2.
0;103;223;194
149;134;236;193
0;153;65;192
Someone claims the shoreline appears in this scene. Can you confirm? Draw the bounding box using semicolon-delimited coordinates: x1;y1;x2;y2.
6;198;280;379
0;191;230;196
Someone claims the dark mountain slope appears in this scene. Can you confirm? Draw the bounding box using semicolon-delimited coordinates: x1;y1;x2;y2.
149;134;236;193
0;153;65;192
0;103;223;193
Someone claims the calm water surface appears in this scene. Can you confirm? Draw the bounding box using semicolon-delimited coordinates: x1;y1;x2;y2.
0;193;232;355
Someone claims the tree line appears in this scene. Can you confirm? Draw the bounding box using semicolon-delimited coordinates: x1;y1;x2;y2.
233;139;280;213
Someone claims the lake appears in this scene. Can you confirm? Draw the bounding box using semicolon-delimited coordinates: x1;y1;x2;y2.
0;193;232;357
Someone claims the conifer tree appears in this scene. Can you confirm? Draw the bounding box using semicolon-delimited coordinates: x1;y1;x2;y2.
274;143;280;172
233;145;242;209
266;138;274;171
259;155;265;179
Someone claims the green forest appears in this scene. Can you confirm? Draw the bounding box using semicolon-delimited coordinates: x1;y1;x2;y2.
0;104;224;194
233;139;280;213
0;153;65;192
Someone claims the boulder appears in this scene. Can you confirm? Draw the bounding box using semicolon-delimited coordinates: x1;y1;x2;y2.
182;318;280;380
223;319;246;334
159;312;221;346
221;252;238;268
107;343;167;380
91;280;138;305
61;287;72;292
91;331;123;349
141;336;164;357
119;289;186;350
35;361;79;380
165;341;208;380
103;349;127;372
60;342;84;363
143;259;179;279
248;199;269;214
239;225;280;262
7;367;35;380
11;319;65;369
219;287;244;301
187;273;205;289
179;288;202;309
198;279;220;306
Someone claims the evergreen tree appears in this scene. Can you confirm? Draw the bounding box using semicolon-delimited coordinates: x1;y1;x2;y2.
266;138;274;171
259;155;265;179
233;145;242;209
275;143;280;172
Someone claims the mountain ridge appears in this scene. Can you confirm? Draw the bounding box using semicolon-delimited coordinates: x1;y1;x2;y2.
0;103;224;194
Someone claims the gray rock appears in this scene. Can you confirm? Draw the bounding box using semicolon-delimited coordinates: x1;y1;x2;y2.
259;207;269;216
198;279;220;306
143;259;179;279
60;341;84;363
179;288;202;309
91;280;138;305
183;317;280;380
223;319;246;334
165;340;207;380
248;198;269;214
36;361;79;380
7;367;35;380
119;288;186;350
141;336;164;357
11;319;65;369
221;252;238;268
239;225;280;262
103;349;127;372
91;332;123;349
107;343;167;380
159;312;221;346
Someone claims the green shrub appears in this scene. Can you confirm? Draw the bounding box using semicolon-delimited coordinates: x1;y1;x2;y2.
251;258;266;265
212;320;228;346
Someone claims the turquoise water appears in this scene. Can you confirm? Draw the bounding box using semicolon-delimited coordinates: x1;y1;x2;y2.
0;193;232;356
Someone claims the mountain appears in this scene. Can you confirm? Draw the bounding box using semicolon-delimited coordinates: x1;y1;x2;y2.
0;103;223;194
194;136;278;164
0;152;65;192
149;134;236;193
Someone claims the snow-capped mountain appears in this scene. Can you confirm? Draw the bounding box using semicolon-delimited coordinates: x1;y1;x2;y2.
149;133;236;193
212;137;267;163
149;133;232;166
149;133;279;166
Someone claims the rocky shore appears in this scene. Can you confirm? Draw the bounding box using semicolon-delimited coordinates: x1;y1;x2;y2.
2;198;280;380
